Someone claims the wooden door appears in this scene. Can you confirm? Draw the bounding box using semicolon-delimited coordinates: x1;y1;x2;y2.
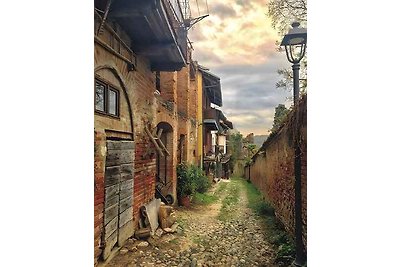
102;140;135;260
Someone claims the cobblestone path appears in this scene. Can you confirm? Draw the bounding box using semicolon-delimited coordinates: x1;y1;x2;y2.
106;178;277;267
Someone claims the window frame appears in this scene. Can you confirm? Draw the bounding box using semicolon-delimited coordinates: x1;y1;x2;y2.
155;71;161;94
95;77;120;118
95;79;106;113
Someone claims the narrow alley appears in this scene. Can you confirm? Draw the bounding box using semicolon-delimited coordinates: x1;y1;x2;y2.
105;178;280;267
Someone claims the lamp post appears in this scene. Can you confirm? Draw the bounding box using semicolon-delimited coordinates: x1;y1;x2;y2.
280;21;307;267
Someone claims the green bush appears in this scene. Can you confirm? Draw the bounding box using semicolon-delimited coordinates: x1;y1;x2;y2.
177;163;210;197
190;165;210;193
177;163;194;197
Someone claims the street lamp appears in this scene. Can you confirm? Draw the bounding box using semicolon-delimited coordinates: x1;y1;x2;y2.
281;21;307;267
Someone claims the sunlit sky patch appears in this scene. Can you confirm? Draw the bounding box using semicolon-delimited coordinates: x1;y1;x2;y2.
188;0;292;135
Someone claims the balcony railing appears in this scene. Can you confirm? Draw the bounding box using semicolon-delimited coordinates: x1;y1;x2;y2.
203;108;218;121
106;0;188;71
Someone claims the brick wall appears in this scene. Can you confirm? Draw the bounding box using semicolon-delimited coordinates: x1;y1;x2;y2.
160;72;177;103
94;130;106;265
177;66;189;116
248;95;307;251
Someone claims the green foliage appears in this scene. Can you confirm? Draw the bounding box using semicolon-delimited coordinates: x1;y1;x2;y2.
268;0;307;37
177;163;210;197
228;132;244;171
268;0;308;93
276;63;307;93
218;178;240;221
177;163;193;197
190;164;210;193
271;104;289;132
192;192;218;205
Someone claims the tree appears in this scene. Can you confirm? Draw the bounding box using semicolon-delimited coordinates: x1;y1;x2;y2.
268;0;307;36
272;104;289;132
268;0;307;94
227;132;243;171
276;59;307;95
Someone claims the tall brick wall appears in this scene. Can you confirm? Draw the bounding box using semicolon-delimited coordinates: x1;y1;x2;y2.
177;66;189;116
160;72;177;103
248;95;307;251
131;57;159;227
187;78;198;164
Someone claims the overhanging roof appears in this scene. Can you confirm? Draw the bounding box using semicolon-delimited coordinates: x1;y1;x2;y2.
199;68;222;107
108;0;187;71
203;119;219;131
217;109;233;130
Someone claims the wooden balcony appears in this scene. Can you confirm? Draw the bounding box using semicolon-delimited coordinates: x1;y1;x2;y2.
107;0;188;71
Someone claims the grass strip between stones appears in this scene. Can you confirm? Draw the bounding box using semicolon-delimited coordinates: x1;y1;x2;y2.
217;179;240;221
192;192;219;205
241;177;296;266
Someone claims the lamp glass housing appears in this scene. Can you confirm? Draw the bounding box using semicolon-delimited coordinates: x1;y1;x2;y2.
280;22;307;64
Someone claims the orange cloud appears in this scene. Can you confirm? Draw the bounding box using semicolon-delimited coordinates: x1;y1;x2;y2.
189;0;280;67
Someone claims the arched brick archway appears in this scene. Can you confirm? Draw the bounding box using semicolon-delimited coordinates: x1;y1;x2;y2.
94;64;134;138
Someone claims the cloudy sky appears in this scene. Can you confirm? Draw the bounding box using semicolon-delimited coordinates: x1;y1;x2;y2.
188;0;292;135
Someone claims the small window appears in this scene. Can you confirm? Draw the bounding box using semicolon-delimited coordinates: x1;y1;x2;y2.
95;79;119;117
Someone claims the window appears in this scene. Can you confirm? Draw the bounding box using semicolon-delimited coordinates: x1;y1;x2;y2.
95;79;119;117
95;82;105;112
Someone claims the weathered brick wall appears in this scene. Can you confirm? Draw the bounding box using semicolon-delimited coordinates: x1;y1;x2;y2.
177;66;189;116
160;72;177;103
249;95;307;251
187;77;198;164
130;57;159;226
188;76;197;120
94;130;106;265
95;41;159;260
186;119;198;164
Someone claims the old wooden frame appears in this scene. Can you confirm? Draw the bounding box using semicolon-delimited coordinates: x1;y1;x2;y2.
95;77;120;119
144;126;164;157
144;125;171;157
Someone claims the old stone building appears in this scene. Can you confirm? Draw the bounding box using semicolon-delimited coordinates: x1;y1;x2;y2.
93;0;233;264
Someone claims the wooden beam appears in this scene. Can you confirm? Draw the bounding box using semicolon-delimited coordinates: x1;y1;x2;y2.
157;128;163;139
144;126;164;156
155;128;170;156
152;127;158;137
96;0;113;36
151;62;185;72
156;138;170;156
136;42;176;54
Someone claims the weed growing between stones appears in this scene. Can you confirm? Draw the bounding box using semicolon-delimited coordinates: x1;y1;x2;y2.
217;179;240;221
192;192;219;205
